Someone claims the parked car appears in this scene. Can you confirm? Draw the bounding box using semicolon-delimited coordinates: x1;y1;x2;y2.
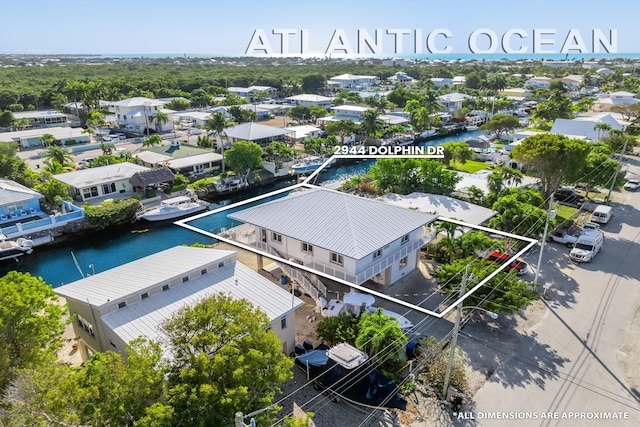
486;250;528;275
624;179;639;191
570;231;604;263
554;188;585;206
548;222;600;247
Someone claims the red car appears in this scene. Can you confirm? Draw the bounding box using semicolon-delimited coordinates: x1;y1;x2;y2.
486;250;528;275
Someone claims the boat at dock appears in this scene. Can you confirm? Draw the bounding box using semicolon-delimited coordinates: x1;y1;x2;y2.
290;156;327;174
0;236;34;261
136;196;208;222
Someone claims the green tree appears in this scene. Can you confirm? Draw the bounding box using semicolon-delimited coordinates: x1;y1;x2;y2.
488;193;548;237
41;145;74;166
206;111;233;174
486;166;524;204
355;308;407;369
0;143;33;186
435;257;537;313
34;178;71;204
479;113;520;137
324;119;357;144
0;272;67;390
158;294;293;426
0;110;15;127
228;105;256;123
359;109;384;138
368;158;461;195
315;312;361;346
4;339;165;426
38;133;56;147
580;146;623;197
13;117;29;130
143;134;163;148
511;134;590;197
441;141;473;168
265;140;293;160
224;140;263;175
150;109;169;134
301;74;326;93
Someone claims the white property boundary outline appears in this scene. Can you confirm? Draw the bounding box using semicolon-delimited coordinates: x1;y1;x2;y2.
175;155;537;319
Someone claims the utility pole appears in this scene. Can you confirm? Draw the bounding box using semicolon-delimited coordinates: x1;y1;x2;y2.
443;264;469;397
605;138;629;204
534;193;555;284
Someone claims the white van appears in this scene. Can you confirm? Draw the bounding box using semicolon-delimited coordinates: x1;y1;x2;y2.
591;205;613;224
570;231;604;263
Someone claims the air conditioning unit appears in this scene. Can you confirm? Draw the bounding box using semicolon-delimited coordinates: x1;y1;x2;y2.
170;140;180;147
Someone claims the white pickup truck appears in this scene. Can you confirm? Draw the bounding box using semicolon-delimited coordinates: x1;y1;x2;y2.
548;222;600;247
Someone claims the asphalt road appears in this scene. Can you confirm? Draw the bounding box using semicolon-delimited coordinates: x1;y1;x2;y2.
467;156;640;426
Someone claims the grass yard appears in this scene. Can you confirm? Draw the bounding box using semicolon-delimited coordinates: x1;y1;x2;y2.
451;160;490;173
554;204;578;222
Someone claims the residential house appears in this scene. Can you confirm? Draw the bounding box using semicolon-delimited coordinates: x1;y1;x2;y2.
431;78;453;88
224;122;294;146
452;76;466;86
54;246;304;360
136;142;223;177
524;76;552;89
550;113;625;142
437;93;472;113
227;86;278;100
0;126;89;148
389;72;416;85
377;192;497;226
0;179;44;222
283;125;322;144
559;75;584;89
285;94;332;108
228;187;437;286
12;110;68;129
327;74;380;91
52;162;151;202
592;91;639;112
500;88;532;98
108;97;174;134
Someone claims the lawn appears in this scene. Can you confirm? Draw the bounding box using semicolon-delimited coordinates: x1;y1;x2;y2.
554;204;578;222
451;160;490;173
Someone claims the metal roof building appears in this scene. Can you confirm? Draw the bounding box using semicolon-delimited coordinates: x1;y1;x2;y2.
56;246;303;359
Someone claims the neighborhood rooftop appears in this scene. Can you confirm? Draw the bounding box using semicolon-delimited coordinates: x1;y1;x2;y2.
228;187;437;259
52;162;149;188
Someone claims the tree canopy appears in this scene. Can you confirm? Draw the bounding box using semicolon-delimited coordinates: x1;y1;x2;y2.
225;140;263;174
511;134;590;196
0;272;67;390
368;158;461;195
479;113;520;137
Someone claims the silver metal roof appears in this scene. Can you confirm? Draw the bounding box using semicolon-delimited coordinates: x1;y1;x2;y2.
55;246;235;307
228;188;437;259
100;259;303;345
53;162;149;188
224;122;293;141
0;179;43;205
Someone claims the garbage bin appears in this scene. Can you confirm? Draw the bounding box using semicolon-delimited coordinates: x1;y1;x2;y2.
280;275;287;285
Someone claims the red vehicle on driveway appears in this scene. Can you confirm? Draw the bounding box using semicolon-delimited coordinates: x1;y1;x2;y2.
486;250;528;275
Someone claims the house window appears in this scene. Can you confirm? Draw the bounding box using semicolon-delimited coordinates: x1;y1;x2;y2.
401;234;409;245
399;256;408;269
182;276;189;283
260;229;267;243
373;249;382;260
201;268;207;275
118;302;126;309
330;252;344;266
302;242;313;254
77;314;95;337
102;183;116;195
272;232;282;243
82;186;99;199
218;262;224;268
162;284;170;291
109;340;117;348
280;316;287;330
123;115;127;120
141;292;148;299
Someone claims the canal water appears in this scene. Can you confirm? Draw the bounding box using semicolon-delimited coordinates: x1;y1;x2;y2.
2;131;483;287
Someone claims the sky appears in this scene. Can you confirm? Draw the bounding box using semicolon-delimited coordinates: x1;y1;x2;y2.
2;0;639;57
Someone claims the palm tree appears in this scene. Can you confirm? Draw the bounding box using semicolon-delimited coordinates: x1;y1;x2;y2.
359;109;383;138
39;133;56;147
150;110;169;134
594;122;612;141
142;134;163;148
206;111;232;174
41;145;74;166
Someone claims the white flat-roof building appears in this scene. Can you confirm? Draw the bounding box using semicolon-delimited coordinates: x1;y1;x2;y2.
285;94;332;108
227;86;278;99
327;74;380;91
550;113;625;141
0;126;89;148
55;246;304;360
228;187;438;286
12;110;68;128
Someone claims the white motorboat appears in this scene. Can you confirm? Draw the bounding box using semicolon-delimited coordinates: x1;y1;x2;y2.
137;196;208;221
290;156;326;174
465;125;479;131
0;237;34;261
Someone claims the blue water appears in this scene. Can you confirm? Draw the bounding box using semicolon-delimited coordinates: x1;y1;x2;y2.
2;130;483;287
